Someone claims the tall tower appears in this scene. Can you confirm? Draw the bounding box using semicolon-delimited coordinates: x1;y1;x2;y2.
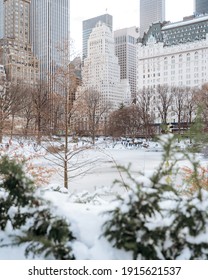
140;0;165;37
0;0;4;39
195;0;208;15
114;27;139;101
82;22;131;110
30;0;70;81
82;14;113;62
0;0;39;84
3;0;30;44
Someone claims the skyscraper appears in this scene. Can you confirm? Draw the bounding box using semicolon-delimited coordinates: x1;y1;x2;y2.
195;0;208;15
140;0;165;37
82;14;113;61
82;22;131;110
114;27;139;100
30;0;70;81
0;0;39;84
0;0;3;39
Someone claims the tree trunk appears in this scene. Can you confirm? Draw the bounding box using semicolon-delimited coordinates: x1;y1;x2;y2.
64;89;68;189
37;114;41;145
10;114;15;140
0;119;4;143
24;118;30;138
92;129;95;145
64;125;68;189
0;126;3;143
64;157;68;189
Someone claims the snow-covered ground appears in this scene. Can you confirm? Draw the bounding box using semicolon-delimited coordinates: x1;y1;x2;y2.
0;136;207;260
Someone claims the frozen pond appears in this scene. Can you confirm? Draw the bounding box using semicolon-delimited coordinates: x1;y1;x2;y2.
48;147;207;196
59;149;164;194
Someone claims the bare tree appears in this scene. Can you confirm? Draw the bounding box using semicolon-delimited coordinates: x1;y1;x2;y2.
195;83;208;126
44;138;98;189
73;88;111;144
137;88;154;140
0;79;27;143
183;87;197;128
156;84;173;127
20;88;35;137
50;92;65;134
0;82;7;143
171;86;187;135
8;82;28;139
56;65;79;188
108;105;142;139
31;81;49;144
108;105;129;138
44;41;81;189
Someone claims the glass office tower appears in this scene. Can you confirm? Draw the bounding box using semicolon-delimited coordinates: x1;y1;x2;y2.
114;27;139;100
195;0;208;14
30;0;70;80
140;0;165;37
0;0;3;39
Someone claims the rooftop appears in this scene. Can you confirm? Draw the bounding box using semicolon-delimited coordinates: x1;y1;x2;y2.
162;14;208;30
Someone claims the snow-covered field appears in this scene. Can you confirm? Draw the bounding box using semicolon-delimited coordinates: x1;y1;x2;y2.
0;136;207;260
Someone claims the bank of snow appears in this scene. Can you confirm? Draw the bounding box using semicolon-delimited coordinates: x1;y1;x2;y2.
0;136;208;260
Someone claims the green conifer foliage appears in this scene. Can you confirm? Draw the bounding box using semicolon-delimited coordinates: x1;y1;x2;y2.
0;156;35;230
15;209;75;260
0;156;75;259
163;190;208;259
103;135;208;259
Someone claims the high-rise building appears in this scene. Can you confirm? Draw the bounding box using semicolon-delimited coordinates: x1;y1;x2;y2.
0;0;3;39
195;0;208;15
73;22;131;134
137;15;208;124
0;65;6;102
114;27;139;100
30;0;70;81
82;14;113;61
0;64;6;83
82;22;131;110
140;0;165;37
0;0;39;85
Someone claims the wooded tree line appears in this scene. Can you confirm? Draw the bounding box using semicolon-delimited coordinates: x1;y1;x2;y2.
0;68;208;144
0;61;79;144
108;84;208;139
0;79;62;143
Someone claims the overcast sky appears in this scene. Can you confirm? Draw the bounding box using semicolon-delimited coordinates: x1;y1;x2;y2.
70;0;194;54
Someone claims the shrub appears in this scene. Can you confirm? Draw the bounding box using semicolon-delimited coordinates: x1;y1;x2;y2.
14;209;75;260
102;135;208;259
0;144;55;187
0;156;75;259
163;190;208;259
0;156;35;230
